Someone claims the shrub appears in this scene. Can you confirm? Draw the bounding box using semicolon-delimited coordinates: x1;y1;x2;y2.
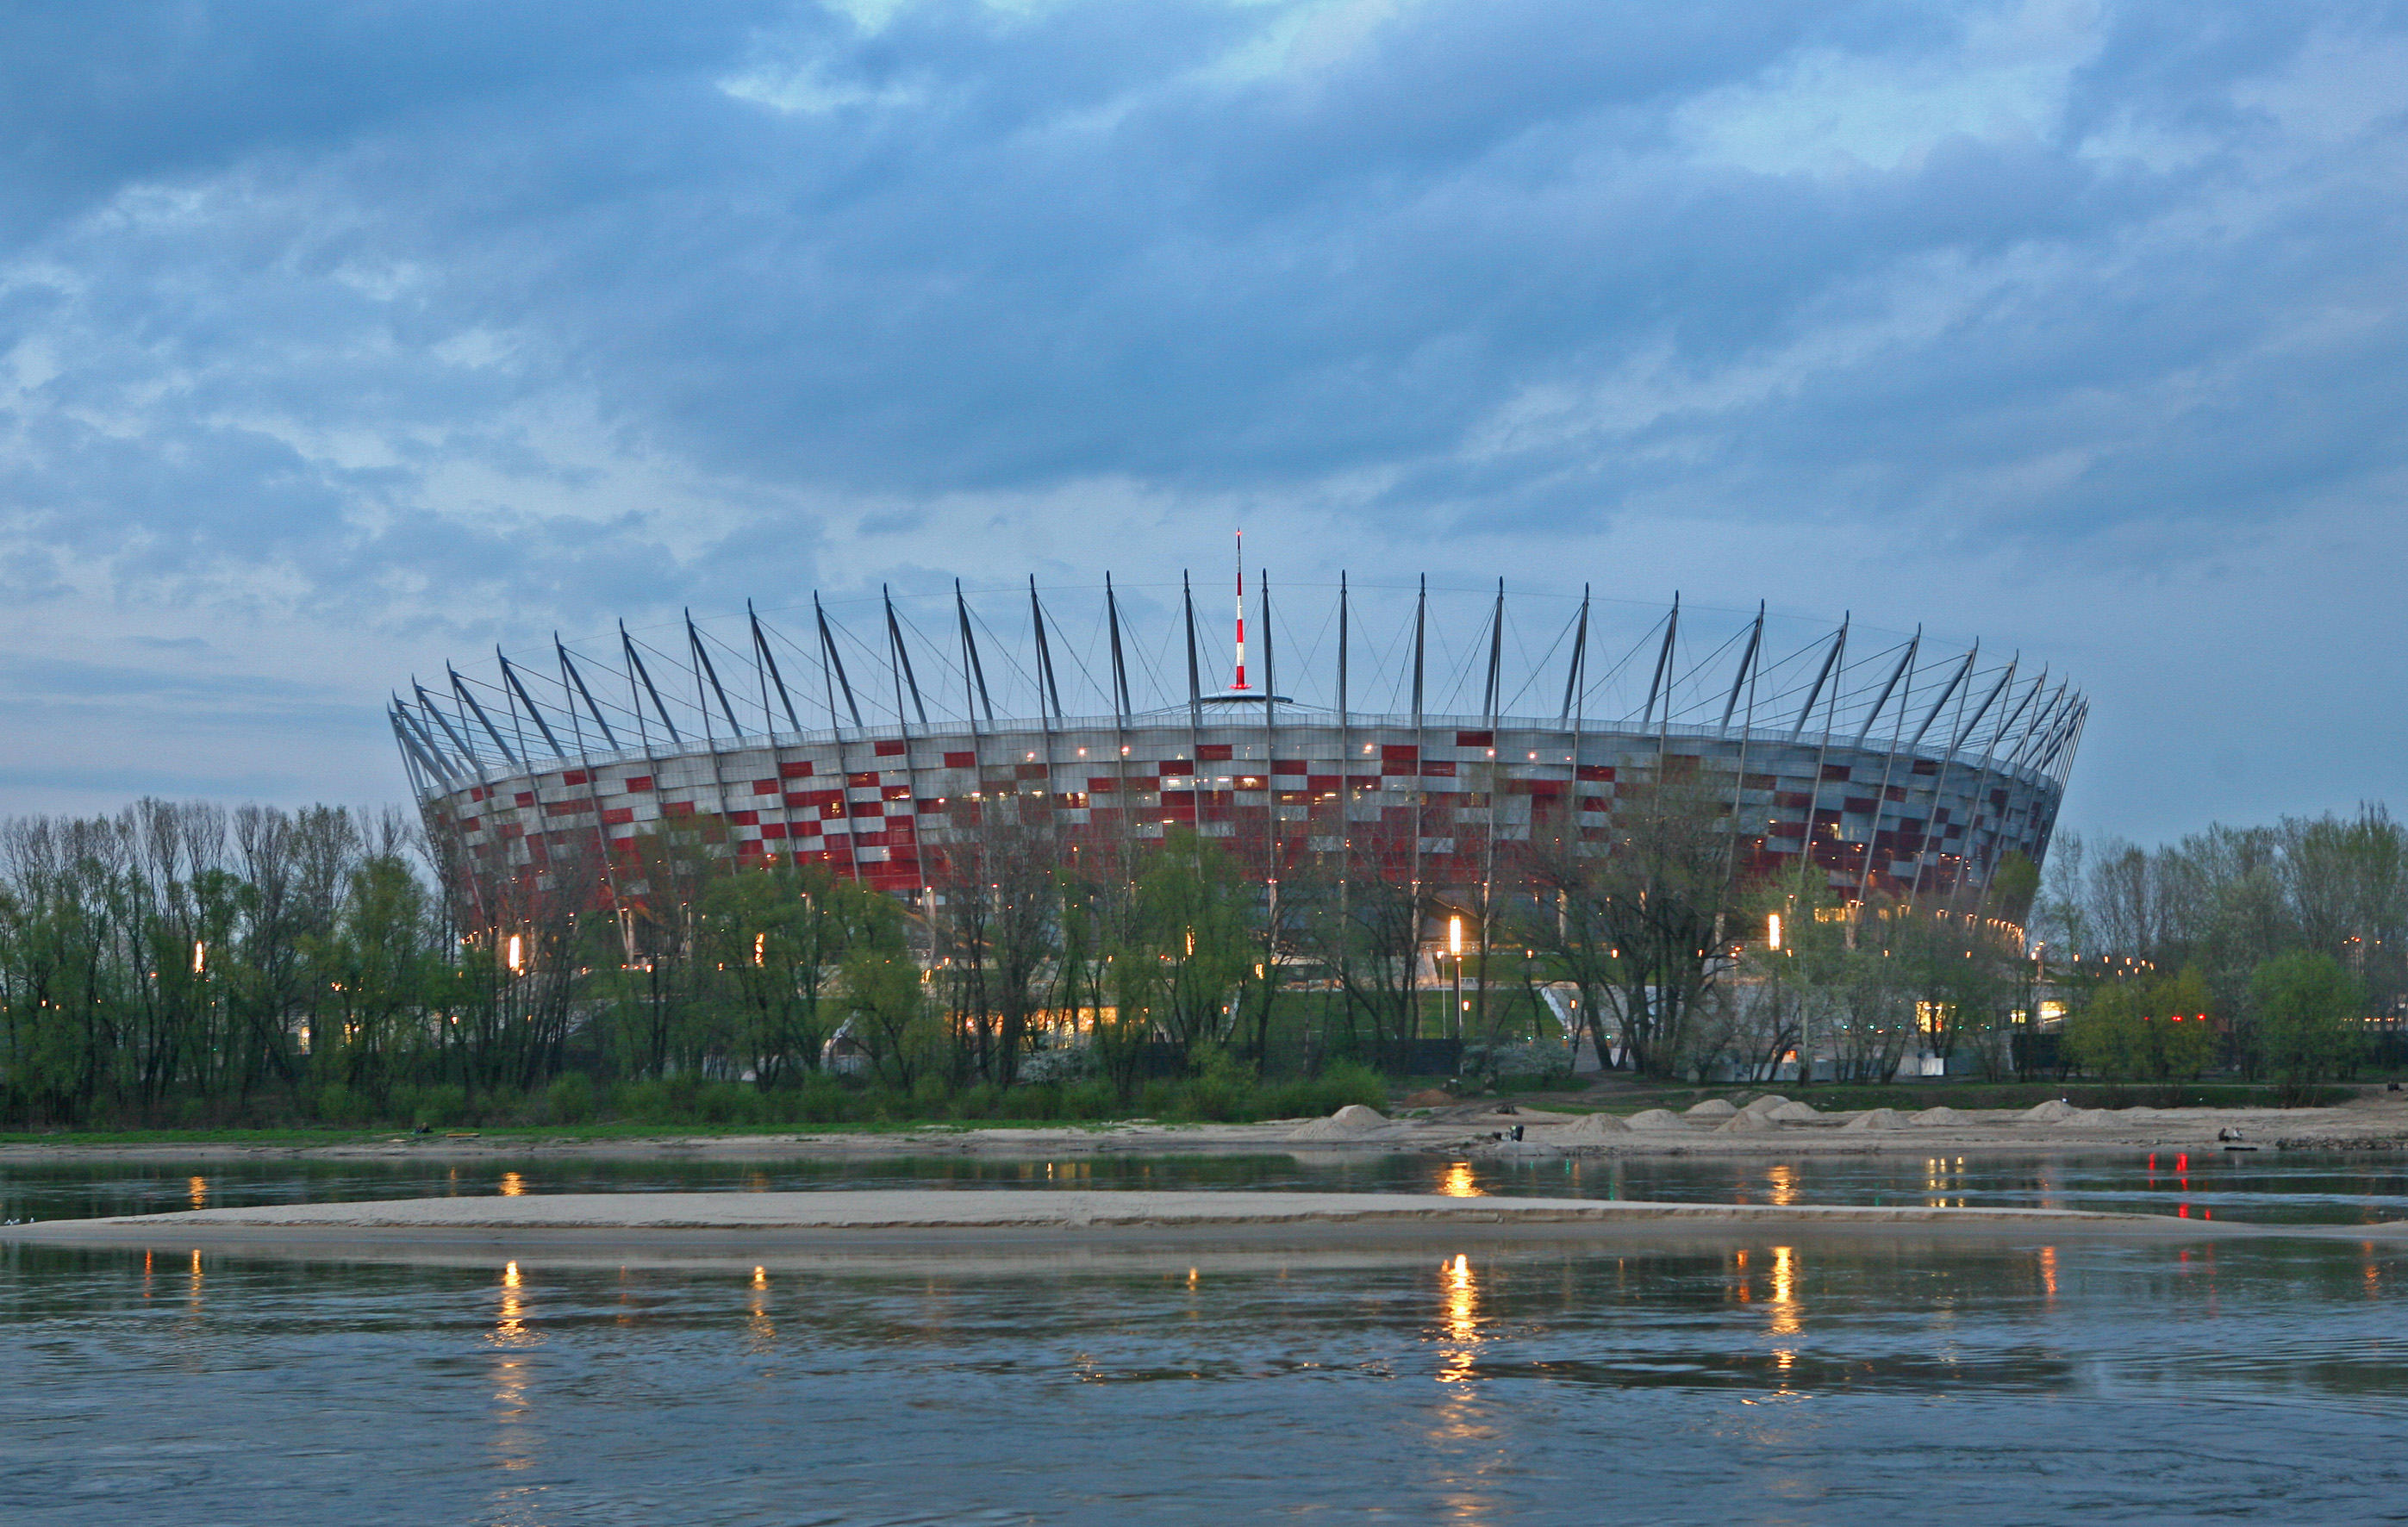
546;1074;596;1125
1059;1079;1120;1119
1138;1079;1180;1119
1019;1046;1093;1084
402;1084;469;1129
1173;1044;1250;1121
313;1082;377;1127
1259;1062;1389;1119
795;1072;854;1124
997;1084;1062;1120
607;1079;671;1123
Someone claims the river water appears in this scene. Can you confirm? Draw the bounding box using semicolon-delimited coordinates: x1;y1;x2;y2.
4;1150;2405;1524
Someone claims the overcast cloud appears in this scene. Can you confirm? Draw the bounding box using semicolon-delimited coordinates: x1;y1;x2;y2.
2;0;2405;841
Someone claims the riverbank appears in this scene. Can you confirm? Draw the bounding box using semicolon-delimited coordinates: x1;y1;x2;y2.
1;1088;2403;1163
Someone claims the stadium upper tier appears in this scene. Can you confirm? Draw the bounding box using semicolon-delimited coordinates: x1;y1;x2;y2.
391;578;2084;901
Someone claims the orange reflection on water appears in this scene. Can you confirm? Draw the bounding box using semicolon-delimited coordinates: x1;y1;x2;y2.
1438;1255;1480;1383
2040;1246;2058;1304
499;1173;525;1197
1766;1164;1799;1207
748;1267;776;1348
495;1261;531;1344
491;1260;537;1474
188;1175;208;1211
1438;1163;1482;1199
1768;1245;1800;1337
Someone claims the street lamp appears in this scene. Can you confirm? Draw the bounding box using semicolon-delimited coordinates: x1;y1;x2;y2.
1448;915;1464;1043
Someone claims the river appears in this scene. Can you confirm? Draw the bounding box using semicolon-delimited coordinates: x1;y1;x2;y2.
3;1150;2402;1524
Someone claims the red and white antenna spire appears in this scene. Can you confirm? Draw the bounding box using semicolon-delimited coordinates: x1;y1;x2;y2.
1232;528;1250;691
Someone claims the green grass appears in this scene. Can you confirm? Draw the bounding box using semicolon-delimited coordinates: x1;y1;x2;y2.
0;1117;1207;1149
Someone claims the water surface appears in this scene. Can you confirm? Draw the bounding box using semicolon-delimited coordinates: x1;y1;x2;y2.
3;1154;2404;1524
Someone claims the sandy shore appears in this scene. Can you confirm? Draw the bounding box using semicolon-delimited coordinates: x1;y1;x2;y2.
10;1188;2355;1262
4;1091;2403;1165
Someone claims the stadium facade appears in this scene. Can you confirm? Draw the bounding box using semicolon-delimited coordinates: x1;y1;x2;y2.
390;576;2085;912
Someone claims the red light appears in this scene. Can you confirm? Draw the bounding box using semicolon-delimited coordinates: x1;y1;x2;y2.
2178;1205;2189;1218
2176;1154;2189;1174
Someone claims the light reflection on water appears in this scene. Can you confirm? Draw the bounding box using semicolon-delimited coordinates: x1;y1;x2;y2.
0;1227;2395;1524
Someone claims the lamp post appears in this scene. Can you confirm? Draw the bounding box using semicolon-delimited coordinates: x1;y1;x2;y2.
1448;915;1463;1044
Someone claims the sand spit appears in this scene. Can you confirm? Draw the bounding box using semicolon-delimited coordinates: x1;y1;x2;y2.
3;1094;2404;1166
1;1189;2322;1258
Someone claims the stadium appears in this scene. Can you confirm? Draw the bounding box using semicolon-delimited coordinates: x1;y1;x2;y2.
390;570;2084;918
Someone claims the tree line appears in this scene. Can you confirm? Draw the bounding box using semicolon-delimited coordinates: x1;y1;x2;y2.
0;781;2393;1129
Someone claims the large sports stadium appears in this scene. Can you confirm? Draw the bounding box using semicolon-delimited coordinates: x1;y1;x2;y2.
390;572;2083;912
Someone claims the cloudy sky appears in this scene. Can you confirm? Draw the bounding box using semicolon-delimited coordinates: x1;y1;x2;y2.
3;0;2405;844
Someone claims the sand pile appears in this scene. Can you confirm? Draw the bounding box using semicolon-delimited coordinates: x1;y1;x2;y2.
1549;1112;1634;1137
1626;1109;1688;1129
1910;1106;1966;1126
1766;1101;1823;1123
1844;1107;1906;1131
1717;1110;1775;1133
1288;1105;1394;1140
2022;1100;2083;1124
1685;1099;1738;1119
1740;1094;1792;1118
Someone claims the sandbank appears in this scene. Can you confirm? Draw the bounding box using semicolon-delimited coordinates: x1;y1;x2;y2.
8;1189;2387;1267
2;1093;2401;1166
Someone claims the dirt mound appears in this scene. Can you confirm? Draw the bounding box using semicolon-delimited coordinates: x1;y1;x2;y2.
1717;1110;1775;1132
1550;1112;1634;1137
1685;1099;1738;1119
2022;1099;2082;1123
1288;1104;1394;1140
1626;1108;1688;1129
1843;1107;1906;1131
1740;1094;1792;1117
1766;1100;1823;1123
1909;1106;1966;1126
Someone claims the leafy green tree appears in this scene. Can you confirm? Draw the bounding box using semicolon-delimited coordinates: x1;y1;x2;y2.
2249;950;2367;1103
1107;831;1256;1051
1519;764;1736;1078
2064;966;2215;1086
840;946;942;1091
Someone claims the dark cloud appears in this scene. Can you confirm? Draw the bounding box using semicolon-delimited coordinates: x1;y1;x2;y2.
0;0;2402;834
